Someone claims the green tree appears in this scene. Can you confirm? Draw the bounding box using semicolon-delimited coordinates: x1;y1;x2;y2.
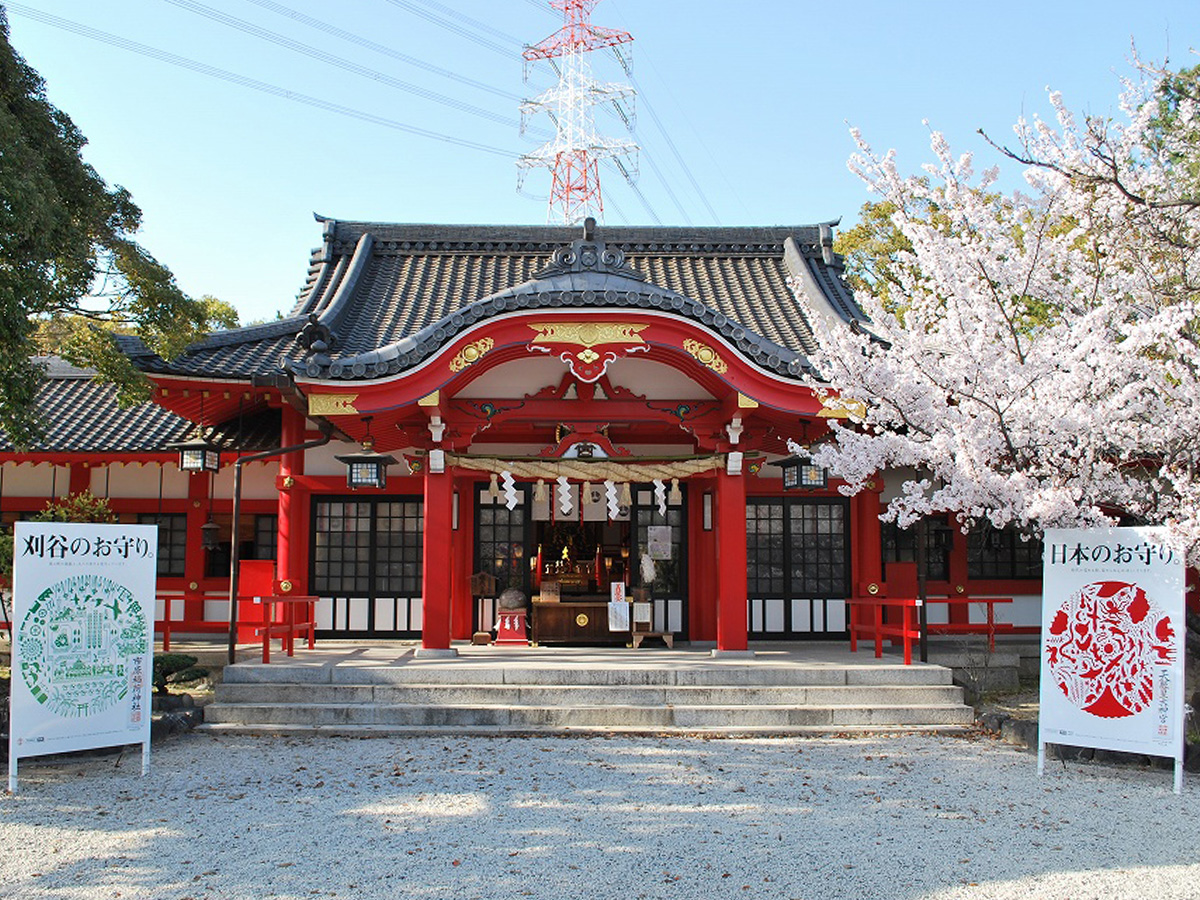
833;199;914;309
0;8;232;448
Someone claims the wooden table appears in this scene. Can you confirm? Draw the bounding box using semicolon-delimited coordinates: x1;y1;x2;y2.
532;600;628;645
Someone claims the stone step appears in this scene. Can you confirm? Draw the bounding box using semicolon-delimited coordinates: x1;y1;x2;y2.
202;701;975;730
219;663;954;688
206;652;974;734
214;682;966;708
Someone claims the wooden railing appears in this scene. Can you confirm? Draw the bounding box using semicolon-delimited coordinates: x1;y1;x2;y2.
256;595;317;663
847;595;921;664
924;596;1013;651
849;593;1019;663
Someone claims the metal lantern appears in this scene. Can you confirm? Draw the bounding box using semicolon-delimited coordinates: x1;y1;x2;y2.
200;517;220;551
777;455;828;490
169;434;221;474
336;445;399;490
335;417;398;490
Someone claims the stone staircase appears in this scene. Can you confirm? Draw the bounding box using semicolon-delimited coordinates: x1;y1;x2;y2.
201;649;975;735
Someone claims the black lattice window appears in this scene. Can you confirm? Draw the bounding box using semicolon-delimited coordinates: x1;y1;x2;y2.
968;525;1043;580
789;501;850;597
476;488;528;595
374;500;424;594
138;513;187;577
311;500;374;594
253;514;278;560
881;517;951;582
747;501;785;596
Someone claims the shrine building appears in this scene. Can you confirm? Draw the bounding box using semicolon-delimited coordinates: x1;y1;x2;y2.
0;219;1046;651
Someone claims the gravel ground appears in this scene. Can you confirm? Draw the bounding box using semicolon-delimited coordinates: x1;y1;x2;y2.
1;731;1196;900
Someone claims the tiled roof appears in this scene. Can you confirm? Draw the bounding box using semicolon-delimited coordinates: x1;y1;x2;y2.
127;221;864;383
0;359;280;454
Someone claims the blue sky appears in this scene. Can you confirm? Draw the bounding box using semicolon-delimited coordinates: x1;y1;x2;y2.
8;0;1197;324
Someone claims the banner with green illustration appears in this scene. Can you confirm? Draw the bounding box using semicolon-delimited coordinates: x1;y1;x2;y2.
8;522;156;792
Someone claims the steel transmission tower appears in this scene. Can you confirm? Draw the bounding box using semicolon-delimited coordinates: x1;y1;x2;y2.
517;0;638;226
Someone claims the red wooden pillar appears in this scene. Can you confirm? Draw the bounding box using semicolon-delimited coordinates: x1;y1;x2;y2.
852;487;884;593
276;406;306;594
715;462;748;653
687;476;719;642
421;466;455;653
67;463;90;496
183;469;211;624
450;477;475;640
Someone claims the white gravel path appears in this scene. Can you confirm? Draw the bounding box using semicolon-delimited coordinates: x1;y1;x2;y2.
1;731;1196;900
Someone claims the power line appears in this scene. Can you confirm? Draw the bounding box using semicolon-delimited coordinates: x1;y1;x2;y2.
635;137;692;225
629;72;720;224
520;0;558;16
606;0;724;224
407;0;527;47
604;159;661;225
162;0;523;129
378;0;516;58
237;0;524;103
6;4;518;160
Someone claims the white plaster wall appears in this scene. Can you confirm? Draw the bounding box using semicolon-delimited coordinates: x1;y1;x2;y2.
606;358;714;400
306;442;362;478
2;463;71;498
99;462;190;500
454;357;569;399
211;461;279;501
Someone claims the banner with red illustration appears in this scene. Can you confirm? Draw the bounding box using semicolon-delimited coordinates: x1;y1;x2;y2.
1039;527;1184;785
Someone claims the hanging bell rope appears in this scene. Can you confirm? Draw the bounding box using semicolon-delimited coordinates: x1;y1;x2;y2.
445;453;723;483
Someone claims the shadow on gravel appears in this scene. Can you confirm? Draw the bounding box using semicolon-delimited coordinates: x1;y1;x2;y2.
2;732;1196;900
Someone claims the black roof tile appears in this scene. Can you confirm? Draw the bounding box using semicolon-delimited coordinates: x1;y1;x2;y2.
127;221;864;383
0;360;280;454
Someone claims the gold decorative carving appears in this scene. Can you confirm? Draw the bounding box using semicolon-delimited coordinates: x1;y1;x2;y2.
528;322;647;348
683;339;728;374
281;475;295;489
737;393;759;409
308;393;359;416
418;391;440;407
575;613;590;627
817;396;868;420
577;348;600;364
867;583;880;595
279;580;293;594
450;338;494;372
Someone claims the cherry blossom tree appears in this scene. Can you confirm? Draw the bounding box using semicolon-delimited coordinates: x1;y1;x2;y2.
791;57;1200;562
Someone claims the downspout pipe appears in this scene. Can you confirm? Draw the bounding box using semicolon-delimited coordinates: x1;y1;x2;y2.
226;424;332;665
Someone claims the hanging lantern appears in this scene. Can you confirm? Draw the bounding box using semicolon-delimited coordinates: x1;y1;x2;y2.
534;479;547;502
668;478;682;505
488;473;500;501
776;455;827;490
200;517;220;551
334;417;398;490
169;433;220;474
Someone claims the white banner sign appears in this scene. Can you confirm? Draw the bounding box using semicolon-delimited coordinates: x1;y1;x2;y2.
8;523;157;792
1039;527;1185;790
